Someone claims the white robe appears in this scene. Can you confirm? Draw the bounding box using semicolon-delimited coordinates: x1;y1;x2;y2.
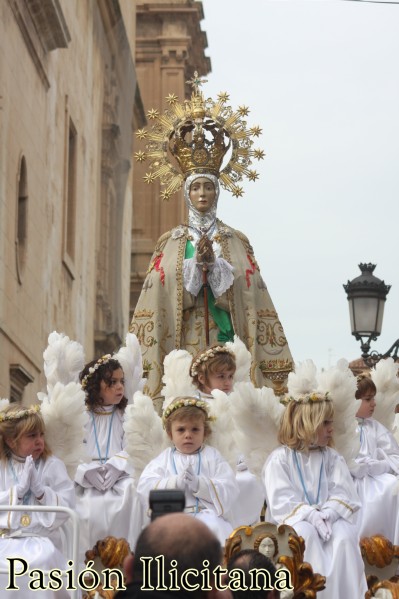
198;391;265;527
74;406;143;560
263;446;367;599
0;454;75;599
351;417;399;542
137;445;239;545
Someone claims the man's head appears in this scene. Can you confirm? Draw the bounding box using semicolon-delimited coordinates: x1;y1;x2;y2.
227;550;280;599
126;513;224;598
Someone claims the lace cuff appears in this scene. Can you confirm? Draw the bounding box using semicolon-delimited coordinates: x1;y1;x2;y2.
183;257;234;298
208;258;234;298
183;257;203;296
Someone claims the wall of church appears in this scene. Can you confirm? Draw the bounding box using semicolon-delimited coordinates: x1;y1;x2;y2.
0;0;144;403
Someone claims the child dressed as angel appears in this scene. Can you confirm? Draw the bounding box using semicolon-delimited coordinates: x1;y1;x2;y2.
188;343;266;527
0;403;75;599
263;392;367;599
136;397;239;545
350;372;399;542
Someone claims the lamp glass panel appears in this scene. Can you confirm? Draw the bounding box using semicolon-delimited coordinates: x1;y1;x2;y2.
376;300;385;334
351;296;381;335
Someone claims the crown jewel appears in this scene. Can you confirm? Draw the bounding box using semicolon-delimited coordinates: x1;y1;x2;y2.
135;71;264;200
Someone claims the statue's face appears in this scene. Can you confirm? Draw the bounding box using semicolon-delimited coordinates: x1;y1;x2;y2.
259;537;275;558
189;177;216;213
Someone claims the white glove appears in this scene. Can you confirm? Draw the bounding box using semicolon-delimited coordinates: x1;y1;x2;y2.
367;460;391;476
350;462;368;479
30;465;45;500
102;464;123;491
236;456;248;472
183;465;199;493
17;455;34;500
174;473;186;490
321;507;340;526
306;509;331;542
84;468;106;491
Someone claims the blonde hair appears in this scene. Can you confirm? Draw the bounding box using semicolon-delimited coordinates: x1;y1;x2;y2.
0;404;51;462
278;399;334;451
164;405;212;439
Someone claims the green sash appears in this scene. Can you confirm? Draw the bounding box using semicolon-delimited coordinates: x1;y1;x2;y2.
185;240;234;342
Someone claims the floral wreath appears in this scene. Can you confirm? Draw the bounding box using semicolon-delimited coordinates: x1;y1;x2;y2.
285;391;330;404
162;397;213;425
190;346;234;378
0;404;41;423
81;354;112;390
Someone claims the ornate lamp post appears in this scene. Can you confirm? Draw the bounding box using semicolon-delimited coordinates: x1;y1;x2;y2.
343;263;398;366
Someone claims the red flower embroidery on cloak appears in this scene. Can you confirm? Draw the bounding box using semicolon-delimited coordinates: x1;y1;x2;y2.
245;254;256;288
149;253;165;286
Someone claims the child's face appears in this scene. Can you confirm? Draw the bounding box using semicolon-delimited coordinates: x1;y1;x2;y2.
7;430;45;460
198;368;235;395
356;392;376;419
99;368;125;406
169;417;205;454
316;419;333;447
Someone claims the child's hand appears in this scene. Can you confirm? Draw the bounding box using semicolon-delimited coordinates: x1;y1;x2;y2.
175;473;186;490
17;455;34;500
350;462;368;479
236;456;248;472
306;509;331;542
84;468;106;491
30;465;45;500
183;465;199;493
321;507;339;525
367;459;390;476
102;464;123;490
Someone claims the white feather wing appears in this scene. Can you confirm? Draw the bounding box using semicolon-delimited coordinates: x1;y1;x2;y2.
229;382;283;477
287;359;318;397
0;399;10;412
371;358;399;432
43;331;85;394
207;390;238;470
317;359;360;463
123;391;167;478
225;335;251;383
40;381;89;478
161;349;197;411
113;333;145;403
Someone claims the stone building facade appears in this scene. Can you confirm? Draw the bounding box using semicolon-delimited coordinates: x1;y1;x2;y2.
0;0;145;402
0;0;210;404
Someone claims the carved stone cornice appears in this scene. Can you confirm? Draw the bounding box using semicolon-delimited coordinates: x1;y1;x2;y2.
8;0;71;89
136;1;211;82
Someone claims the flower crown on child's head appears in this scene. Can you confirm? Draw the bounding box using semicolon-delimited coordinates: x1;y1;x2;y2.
285;391;331;405
190;346;234;377
0;403;41;423
162;396;213;425
81;354;112;390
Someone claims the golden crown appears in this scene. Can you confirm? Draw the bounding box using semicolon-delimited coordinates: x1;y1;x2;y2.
135;72;265;200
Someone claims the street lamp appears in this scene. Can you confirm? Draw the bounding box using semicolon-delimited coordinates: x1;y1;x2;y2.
343;263;399;366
